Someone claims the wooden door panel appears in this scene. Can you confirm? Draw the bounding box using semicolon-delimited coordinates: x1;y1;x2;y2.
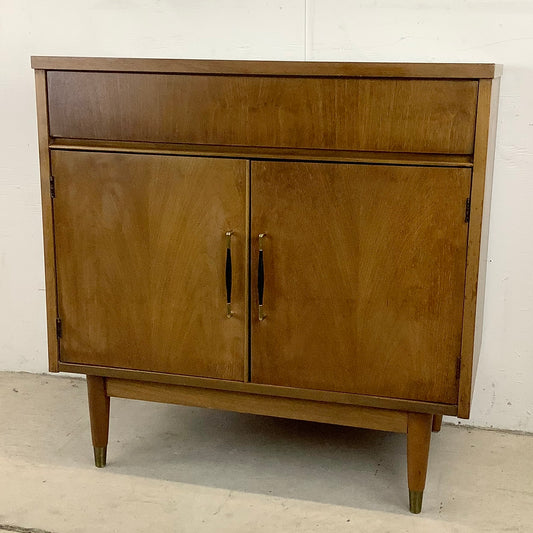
251;161;471;403
52;151;247;380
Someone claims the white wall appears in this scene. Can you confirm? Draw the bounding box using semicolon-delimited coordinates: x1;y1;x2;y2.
1;0;532;432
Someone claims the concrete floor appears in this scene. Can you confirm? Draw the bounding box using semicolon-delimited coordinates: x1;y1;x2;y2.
0;372;532;533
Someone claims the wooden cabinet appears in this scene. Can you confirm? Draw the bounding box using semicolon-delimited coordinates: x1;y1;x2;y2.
32;57;501;513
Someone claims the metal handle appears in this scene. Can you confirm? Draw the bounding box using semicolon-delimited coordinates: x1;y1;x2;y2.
258;233;265;320
225;231;233;318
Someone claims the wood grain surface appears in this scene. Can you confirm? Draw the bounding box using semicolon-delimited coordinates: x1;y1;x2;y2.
86;375;110;448
251;161;471;404
432;414;443;433
47;71;478;154
52;151;247;380
407;413;432;491
458;78;501;418
49;139;474;168
31;56;502;78
106;378;409;433
60;361;458;416
34;70;59;371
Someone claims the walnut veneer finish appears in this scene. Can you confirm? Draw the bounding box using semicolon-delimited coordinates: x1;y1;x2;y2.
47;71;478;154
250;162;471;404
32;57;500;513
52;150;247;380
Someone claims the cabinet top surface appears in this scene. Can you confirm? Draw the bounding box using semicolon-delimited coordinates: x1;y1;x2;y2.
31;56;502;79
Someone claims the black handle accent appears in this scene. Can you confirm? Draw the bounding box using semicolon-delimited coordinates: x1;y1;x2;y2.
258;249;264;307
225;247;232;305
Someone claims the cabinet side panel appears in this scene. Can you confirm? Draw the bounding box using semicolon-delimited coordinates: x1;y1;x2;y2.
35;70;59;372
458;78;500;418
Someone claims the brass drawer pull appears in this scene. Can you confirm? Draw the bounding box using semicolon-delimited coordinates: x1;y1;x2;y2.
225;231;233;318
258;233;266;320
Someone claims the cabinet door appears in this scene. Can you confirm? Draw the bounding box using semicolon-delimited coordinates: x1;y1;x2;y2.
251;161;471;403
52;151;247;380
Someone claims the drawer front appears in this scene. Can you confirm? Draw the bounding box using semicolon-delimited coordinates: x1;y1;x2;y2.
47;71;478;154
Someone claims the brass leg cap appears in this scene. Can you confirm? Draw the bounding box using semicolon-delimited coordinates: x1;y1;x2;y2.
409;490;424;514
93;446;107;468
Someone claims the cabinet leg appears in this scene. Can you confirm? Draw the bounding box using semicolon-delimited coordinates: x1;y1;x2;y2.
87;375;110;468
432;414;443;433
407;412;432;514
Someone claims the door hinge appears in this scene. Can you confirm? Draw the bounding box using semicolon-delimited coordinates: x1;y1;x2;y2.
49;176;56;199
464;198;471;223
56;317;62;339
456;358;461;380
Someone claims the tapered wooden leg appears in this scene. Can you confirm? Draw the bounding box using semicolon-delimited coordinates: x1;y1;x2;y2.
407;412;432;514
432;414;443;433
87;375;110;468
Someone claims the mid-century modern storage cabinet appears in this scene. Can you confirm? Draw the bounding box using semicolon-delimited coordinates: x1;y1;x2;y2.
32;57;500;513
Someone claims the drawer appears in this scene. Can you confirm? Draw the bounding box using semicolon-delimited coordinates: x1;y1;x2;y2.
47;71;478;154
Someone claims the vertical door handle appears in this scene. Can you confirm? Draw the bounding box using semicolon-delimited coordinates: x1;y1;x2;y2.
225;231;233;318
258;233;266;321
